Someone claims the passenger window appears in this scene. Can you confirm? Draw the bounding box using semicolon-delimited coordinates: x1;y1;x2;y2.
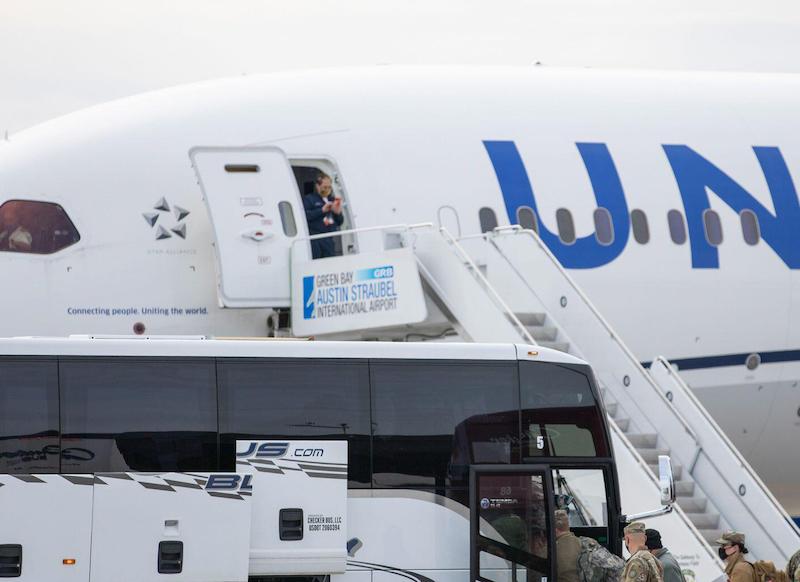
218;359;371;487
630;209;649;244
740;210;760;245
519;362;606;459
371;361;518;488
278;201;297;237
703;209;723;246
556;209;576;244
516;206;538;233
593;208;613;246
479;207;498;233
0;199;80;254
0;358;60;473
59;358;218;472
667;210;687;245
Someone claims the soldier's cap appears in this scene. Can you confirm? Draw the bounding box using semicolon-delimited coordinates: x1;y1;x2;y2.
624;522;646;535
715;531;745;546
645;528;663;549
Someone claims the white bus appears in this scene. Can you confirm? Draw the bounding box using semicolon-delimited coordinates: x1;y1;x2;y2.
0;337;670;581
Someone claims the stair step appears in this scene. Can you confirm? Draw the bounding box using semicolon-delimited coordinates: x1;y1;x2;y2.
675;480;695;496
605;402;618;417
539;341;570;353
614;417;630;432
636;448;671;463
698;529;723;545
685;512;720;529
648;462;683;479
515;312;546;326
525;325;558;341
627;433;658;448
675;496;707;513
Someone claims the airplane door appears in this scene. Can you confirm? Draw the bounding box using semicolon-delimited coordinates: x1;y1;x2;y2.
190;146;305;307
470;465;555;582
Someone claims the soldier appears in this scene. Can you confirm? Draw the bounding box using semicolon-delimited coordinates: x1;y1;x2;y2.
786;548;800;582
554;509;581;582
646;528;686;582
623;522;664;582
715;531;755;582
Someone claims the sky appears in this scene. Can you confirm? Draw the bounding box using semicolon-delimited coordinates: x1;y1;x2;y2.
2;0;800;134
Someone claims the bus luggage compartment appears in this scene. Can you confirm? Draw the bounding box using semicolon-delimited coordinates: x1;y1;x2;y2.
0;472;252;582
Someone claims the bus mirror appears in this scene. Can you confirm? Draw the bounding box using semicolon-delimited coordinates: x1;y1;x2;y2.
658;455;676;506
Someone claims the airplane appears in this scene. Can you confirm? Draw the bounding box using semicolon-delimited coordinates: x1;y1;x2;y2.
0;65;799;523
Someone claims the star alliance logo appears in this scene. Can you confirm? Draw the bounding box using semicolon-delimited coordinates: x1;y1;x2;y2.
142;197;190;241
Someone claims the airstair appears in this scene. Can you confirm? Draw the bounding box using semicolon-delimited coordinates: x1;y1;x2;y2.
284;222;798;566
409;224;799;565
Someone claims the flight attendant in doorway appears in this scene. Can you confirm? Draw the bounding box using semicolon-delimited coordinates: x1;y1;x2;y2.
303;172;343;259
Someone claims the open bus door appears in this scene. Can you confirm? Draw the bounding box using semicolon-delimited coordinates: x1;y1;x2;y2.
470;465;556;582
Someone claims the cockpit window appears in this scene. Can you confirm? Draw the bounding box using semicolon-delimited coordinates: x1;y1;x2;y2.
0;200;80;254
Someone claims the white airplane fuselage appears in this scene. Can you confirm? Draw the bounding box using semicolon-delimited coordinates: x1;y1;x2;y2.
1;67;799;515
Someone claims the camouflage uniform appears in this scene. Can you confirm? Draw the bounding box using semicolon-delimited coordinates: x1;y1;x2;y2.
786;549;800;582
623;523;664;582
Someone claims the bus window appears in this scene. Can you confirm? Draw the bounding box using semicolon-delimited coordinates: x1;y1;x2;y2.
59;358;218;472
519;362;608;459
552;466;611;549
0;358;60;473
217;359;371;487
370;361;518;489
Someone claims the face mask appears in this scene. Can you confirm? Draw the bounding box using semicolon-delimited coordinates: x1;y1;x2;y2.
718;547;728;561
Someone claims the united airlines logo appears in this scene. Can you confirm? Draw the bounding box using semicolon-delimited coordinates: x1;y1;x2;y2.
485;141;800;270
303;275;316;320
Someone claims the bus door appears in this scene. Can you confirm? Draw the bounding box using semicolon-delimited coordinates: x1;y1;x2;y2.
470;465;555;582
190;146;305;308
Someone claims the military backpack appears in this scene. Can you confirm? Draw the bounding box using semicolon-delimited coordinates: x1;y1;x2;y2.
576;536;625;582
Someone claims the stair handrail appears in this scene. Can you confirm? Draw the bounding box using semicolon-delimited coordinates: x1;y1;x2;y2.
607;417;724;567
472;226;699;443
652;356;800;542
437;227;536;345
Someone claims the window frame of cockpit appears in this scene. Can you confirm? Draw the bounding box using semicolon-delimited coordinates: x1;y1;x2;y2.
0;198;82;256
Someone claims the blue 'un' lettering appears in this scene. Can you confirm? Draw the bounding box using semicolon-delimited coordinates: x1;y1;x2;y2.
664;145;800;269
484;140;629;269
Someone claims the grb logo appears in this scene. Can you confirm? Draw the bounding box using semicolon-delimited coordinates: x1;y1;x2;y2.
237;441;289;459
302;276;315;319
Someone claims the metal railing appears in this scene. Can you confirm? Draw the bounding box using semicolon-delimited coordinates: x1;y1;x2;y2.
437;227;536;345
651;357;800;561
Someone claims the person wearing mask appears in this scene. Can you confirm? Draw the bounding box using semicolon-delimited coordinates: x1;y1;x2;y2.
303;171;343;259
715;531;755;582
554;509;581;582
623;522;664;582
646;528;686;582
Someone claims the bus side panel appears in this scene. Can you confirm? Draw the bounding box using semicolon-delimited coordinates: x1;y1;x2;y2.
89;473;251;582
0;474;93;581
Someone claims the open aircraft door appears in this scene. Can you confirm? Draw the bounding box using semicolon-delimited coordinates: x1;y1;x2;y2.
190;146;305;307
471;465;556;582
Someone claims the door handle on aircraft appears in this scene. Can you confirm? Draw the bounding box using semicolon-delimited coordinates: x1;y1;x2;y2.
241;228;273;242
